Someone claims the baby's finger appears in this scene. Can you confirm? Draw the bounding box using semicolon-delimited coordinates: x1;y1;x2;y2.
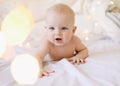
43;72;49;77
39;72;49;78
41;70;55;77
76;59;81;64
71;59;77;64
80;59;86;64
47;70;55;74
39;73;45;78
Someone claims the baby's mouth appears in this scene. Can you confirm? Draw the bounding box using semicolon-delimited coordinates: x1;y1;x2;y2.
55;38;62;40
55;37;63;44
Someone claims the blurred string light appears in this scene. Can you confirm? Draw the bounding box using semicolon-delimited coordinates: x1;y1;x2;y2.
10;54;40;85
94;22;99;27
109;0;114;5
24;42;31;49
96;1;102;5
84;0;114;41
82;29;90;41
26;42;30;47
18;42;31;49
86;15;93;20
83;0;115;41
1;6;34;45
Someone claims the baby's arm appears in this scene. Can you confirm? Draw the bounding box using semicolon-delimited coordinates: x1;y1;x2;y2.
68;36;88;64
34;40;53;77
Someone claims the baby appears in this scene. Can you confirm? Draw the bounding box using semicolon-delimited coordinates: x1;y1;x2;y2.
35;3;88;77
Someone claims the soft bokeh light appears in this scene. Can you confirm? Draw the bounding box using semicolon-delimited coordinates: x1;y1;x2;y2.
94;22;99;27
110;0;114;5
0;32;7;58
96;1;102;5
85;37;89;41
10;54;40;85
82;29;90;41
82;29;89;34
25;42;31;49
1;6;34;45
86;15;93;20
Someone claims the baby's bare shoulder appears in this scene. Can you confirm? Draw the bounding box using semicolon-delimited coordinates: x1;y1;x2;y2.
38;37;51;50
72;35;81;43
73;35;87;50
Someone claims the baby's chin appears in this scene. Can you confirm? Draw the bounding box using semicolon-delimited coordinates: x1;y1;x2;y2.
53;42;69;47
49;39;68;46
53;43;64;46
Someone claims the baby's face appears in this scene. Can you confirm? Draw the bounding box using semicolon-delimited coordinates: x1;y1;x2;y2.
45;11;75;46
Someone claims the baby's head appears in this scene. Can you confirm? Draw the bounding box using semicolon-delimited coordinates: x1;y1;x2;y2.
45;3;76;46
45;3;75;27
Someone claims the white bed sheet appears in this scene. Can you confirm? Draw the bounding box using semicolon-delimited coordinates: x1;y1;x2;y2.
0;39;120;86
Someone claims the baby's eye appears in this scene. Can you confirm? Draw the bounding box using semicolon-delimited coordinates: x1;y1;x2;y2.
49;27;55;30
61;27;68;30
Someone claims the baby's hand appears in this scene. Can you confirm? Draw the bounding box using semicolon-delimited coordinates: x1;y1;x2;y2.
39;70;55;78
67;56;86;64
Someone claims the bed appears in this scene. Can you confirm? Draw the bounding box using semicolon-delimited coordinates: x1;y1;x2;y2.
0;0;120;86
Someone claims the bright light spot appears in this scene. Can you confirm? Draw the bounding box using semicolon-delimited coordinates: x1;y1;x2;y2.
83;29;89;34
110;1;114;5
0;32;7;57
85;37;89;41
1;6;34;45
94;22;99;27
81;29;90;41
10;54;40;85
97;1;101;5
91;7;95;15
25;42;31;49
87;15;93;20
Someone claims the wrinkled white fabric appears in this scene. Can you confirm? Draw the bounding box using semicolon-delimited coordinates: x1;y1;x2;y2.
0;48;120;86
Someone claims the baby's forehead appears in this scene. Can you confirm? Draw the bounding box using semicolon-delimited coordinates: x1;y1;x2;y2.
46;4;75;24
47;10;70;19
47;4;74;17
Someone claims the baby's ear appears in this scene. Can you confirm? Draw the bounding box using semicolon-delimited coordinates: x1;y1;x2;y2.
72;26;77;33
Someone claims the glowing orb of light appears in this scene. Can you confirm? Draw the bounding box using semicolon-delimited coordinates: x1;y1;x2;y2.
81;29;90;41
0;32;7;57
10;54;40;85
1;6;34;45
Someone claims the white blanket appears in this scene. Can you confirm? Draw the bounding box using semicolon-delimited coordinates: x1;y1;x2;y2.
0;47;120;86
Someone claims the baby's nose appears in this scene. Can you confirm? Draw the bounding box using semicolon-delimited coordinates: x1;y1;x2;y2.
55;29;61;35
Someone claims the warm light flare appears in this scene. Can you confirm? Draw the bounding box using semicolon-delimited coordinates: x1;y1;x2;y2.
96;1;102;5
10;54;40;85
1;6;34;45
82;29;90;41
110;0;114;5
